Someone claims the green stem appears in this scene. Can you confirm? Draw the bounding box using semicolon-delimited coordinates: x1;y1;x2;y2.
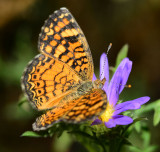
109;138;120;152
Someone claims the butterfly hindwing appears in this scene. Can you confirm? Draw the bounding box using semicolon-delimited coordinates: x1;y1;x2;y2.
21;54;81;110
32;89;107;131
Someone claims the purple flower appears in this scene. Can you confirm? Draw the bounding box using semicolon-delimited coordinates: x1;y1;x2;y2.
92;53;150;128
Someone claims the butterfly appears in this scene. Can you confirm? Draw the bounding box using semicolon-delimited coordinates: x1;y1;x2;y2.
21;7;107;131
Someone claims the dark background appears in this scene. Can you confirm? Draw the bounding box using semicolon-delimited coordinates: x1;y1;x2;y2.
0;0;160;152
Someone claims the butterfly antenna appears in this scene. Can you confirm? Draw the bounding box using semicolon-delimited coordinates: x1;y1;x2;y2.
100;43;112;80
126;84;132;88
119;83;132;88
107;43;112;55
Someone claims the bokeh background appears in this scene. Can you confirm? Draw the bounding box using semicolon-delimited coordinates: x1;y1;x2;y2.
0;0;160;152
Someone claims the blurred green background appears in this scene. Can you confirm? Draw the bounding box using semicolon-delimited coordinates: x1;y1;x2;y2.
0;0;160;152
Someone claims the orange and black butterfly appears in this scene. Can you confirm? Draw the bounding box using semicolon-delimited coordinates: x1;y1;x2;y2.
21;7;107;131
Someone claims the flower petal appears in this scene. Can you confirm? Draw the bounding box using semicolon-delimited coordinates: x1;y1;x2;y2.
105;115;133;128
104;115;133;128
100;53;109;89
114;96;150;115
107;58;132;106
107;68;122;106
91;119;102;125
92;73;97;81
104;119;116;128
113;115;133;125
118;58;132;93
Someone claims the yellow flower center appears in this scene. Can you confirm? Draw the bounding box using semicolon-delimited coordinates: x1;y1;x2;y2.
100;103;114;122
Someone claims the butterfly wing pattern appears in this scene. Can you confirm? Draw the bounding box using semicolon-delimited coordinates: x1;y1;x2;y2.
38;7;93;81
21;7;107;131
22;53;82;110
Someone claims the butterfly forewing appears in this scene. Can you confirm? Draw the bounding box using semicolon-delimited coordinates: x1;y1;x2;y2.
38;8;94;81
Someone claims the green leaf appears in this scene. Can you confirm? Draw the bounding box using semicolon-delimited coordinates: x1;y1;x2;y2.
132;117;148;125
153;106;160;126
144;145;158;152
53;131;72;152
134;99;160;115
122;117;147;135
141;131;150;148
134;121;141;133
134;99;160;126
115;44;129;70
18;95;27;107
128;145;142;152
21;131;42;137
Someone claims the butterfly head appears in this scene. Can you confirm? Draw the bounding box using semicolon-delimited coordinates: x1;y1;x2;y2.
93;77;106;89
